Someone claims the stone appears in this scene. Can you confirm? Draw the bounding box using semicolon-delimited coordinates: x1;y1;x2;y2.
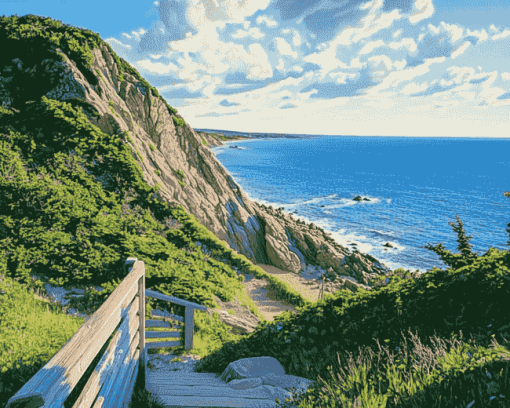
363;198;370;201
221;357;315;405
221;357;285;382
353;196;362;201
228;377;264;390
383;242;393;248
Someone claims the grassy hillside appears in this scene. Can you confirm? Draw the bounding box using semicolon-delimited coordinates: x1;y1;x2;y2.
0;14;312;407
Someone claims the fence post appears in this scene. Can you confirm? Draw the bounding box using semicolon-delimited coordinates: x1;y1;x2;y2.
184;307;195;351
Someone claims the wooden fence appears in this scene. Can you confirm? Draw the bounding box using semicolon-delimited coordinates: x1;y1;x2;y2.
6;258;207;408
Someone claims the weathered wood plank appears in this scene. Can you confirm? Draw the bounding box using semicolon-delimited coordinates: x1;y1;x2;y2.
6;261;145;408
95;332;140;408
145;289;207;311
138;270;145;374
145;319;173;329
147;373;225;387
71;296;140;408
151;308;184;323
120;350;140;408
185;306;194;351
146;384;289;399
145;330;181;339
146;395;277;408
145;340;181;349
114;348;139;408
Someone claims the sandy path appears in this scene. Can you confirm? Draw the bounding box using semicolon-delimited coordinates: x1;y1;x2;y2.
241;264;325;323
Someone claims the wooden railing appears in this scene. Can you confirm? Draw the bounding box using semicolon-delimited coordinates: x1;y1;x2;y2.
6;258;207;408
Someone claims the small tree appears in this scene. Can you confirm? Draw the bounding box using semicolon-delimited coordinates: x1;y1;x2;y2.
425;215;477;270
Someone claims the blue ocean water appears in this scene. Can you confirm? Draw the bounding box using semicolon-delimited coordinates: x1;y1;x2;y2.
211;135;510;273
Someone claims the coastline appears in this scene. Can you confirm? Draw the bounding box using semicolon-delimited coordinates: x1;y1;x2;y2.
210;137;431;275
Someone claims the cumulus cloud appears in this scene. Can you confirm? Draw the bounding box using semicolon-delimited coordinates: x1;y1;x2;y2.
219;99;241;106
280;102;297;109
408;0;434;24
407;66;497;97
256;14;278;27
502;72;510;81
406;22;488;67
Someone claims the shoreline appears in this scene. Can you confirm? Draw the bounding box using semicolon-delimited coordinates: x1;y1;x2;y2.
211;138;429;275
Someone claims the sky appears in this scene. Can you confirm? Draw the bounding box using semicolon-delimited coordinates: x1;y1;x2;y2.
4;0;510;137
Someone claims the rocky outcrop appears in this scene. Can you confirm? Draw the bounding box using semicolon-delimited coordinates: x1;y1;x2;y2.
10;38;390;285
220;357;315;404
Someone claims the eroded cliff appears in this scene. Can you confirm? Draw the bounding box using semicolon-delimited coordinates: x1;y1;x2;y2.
1;17;390;287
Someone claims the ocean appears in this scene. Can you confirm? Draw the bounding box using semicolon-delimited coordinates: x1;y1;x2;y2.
208;133;510;273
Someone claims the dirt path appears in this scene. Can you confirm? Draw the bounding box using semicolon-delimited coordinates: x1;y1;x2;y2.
241;264;324;323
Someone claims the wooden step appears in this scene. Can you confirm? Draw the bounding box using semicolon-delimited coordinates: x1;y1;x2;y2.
148;395;277;408
147;372;226;387
146;319;173;329
146;330;181;339
147;384;288;400
146;340;181;349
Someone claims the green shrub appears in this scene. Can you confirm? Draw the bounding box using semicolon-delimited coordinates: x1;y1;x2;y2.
149;143;155;152
154;169;161;177
173;117;185;127
201;137;207;146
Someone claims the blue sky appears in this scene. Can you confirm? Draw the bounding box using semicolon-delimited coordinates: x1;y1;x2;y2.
4;0;510;137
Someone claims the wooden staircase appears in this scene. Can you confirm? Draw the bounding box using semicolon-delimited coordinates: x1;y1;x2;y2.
5;258;285;408
146;310;282;408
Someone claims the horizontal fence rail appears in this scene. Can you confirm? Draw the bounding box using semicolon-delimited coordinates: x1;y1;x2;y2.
6;257;207;408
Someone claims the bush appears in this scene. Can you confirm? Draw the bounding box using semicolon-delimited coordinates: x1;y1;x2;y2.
173;117;185;127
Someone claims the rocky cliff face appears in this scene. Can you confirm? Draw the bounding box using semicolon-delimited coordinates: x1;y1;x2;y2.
2;29;390;286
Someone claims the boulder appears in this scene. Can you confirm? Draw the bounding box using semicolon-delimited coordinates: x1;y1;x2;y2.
363;198;370;201
221;357;285;382
221;357;315;404
383;242;393;248
353;196;362;201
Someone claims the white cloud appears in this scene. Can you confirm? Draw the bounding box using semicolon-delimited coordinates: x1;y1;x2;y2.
137;59;179;74
359;39;386;55
402;81;429;95
256;14;278;28
186;0;272;26
492;29;510;41
502;72;510;81
274;37;298;59
389;37;418;53
409;0;434;24
393;29;402;38
451;42;470;59
231;27;265;39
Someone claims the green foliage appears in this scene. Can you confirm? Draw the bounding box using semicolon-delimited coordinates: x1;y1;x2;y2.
195;216;510;406
201;137;207;146
149;143;155;152
0;274;85;405
0;106;13;116
154;169;161;177
0;15;100;95
94;68;104;79
122;130;134;145
173;117;185;127
425;215;478;270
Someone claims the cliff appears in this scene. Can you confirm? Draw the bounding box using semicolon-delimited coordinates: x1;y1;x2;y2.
0;14;390;288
